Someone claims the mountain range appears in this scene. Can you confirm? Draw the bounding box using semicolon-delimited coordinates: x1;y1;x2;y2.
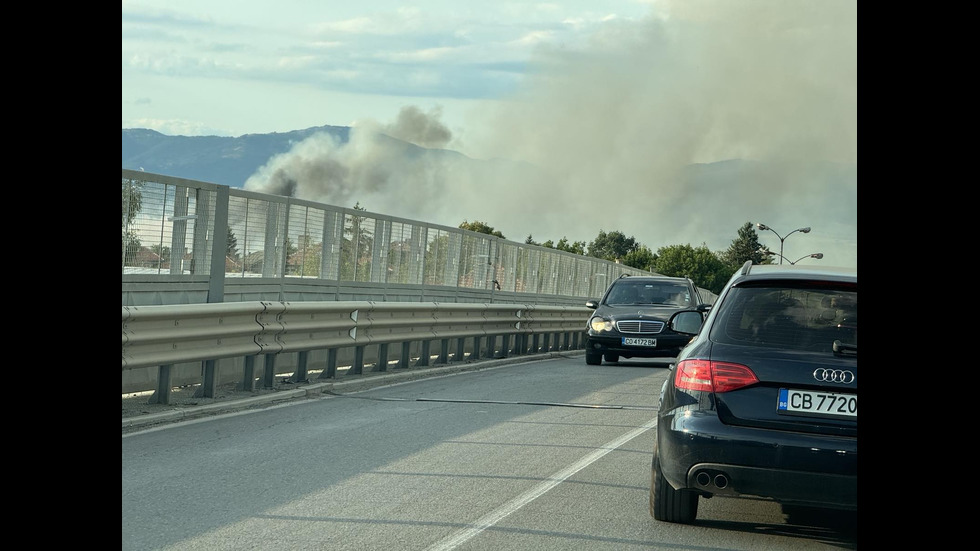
123;125;355;187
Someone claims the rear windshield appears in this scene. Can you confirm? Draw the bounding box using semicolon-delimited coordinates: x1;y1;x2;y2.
709;283;857;352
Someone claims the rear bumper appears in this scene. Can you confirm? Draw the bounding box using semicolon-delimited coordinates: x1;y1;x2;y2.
657;409;857;509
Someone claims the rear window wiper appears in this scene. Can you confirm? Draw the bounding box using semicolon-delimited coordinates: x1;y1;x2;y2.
833;339;857;357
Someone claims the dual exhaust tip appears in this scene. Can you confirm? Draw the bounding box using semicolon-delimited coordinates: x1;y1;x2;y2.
695;470;729;490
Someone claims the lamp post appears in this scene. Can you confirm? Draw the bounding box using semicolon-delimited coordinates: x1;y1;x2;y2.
756;223;811;264
760;249;824;265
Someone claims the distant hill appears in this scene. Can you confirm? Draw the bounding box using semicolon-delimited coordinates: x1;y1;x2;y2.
122;125;352;187
120;124;489;189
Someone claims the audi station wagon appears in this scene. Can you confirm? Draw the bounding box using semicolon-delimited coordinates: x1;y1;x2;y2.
650;261;857;525
584;274;711;365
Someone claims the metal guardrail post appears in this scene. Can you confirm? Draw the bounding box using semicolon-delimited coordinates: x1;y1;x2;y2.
400;342;411;368
323;349;338;379
417;340;430;366
377;343;389;372
294;351;310;382
242;355;257;391
352;346;365;374
197;359;218;398
438;339;449;364
262;354;276;388
149;364;174;404
455;338;465;362
473;336;482;360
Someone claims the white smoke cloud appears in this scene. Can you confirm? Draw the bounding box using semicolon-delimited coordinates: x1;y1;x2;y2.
244;0;857;267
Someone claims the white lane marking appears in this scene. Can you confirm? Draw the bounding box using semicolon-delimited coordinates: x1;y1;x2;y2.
425;417;659;551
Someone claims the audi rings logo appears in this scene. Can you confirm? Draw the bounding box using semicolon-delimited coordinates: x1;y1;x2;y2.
813;369;855;384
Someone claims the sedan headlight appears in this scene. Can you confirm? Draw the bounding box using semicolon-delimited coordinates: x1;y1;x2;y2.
590;317;613;332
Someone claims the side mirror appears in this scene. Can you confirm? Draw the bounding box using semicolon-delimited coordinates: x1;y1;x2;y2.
585;299;599;309
670;310;704;335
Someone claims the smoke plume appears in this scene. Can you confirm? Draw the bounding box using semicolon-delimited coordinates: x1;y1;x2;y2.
244;0;857;267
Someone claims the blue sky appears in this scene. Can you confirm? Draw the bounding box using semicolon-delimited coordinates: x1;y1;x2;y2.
122;1;857;269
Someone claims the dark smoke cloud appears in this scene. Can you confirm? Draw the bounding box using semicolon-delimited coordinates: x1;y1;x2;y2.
382;106;453;149
244;0;857;268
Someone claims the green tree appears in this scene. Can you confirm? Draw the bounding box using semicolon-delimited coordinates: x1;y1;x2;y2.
654;243;731;294
720;221;771;270
555;237;586;255
459;220;505;238
524;234;538;245
285;231;322;277
623;245;656;271
227;227;240;261
424;233;452;285
587;230;638;262
341;202;373;280
122;178;145;265
282;237;300;274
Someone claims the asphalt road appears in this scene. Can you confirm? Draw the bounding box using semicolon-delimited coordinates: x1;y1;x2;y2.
122;353;858;550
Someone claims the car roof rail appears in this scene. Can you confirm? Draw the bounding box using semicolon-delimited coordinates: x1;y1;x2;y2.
740;260;753;276
619;273;631;278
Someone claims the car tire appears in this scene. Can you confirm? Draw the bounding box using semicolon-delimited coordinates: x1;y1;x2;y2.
604;353;619;363
585;350;602;365
650;443;698;524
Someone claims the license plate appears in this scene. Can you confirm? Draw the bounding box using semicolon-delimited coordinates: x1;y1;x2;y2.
622;337;656;347
777;388;857;419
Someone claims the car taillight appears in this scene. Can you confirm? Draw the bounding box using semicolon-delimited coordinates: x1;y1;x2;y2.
674;359;759;393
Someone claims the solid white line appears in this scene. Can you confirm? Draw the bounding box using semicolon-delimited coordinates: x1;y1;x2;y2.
425;417;659;551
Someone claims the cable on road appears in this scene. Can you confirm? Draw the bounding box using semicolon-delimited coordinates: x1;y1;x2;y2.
322;390;658;411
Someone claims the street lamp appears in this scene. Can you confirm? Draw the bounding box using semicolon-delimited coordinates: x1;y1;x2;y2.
756;223;811;264
792;252;823;264
760;249;823;265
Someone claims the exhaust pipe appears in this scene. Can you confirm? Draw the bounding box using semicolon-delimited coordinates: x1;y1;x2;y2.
714;473;729;489
694;470;730;490
696;471;711;486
